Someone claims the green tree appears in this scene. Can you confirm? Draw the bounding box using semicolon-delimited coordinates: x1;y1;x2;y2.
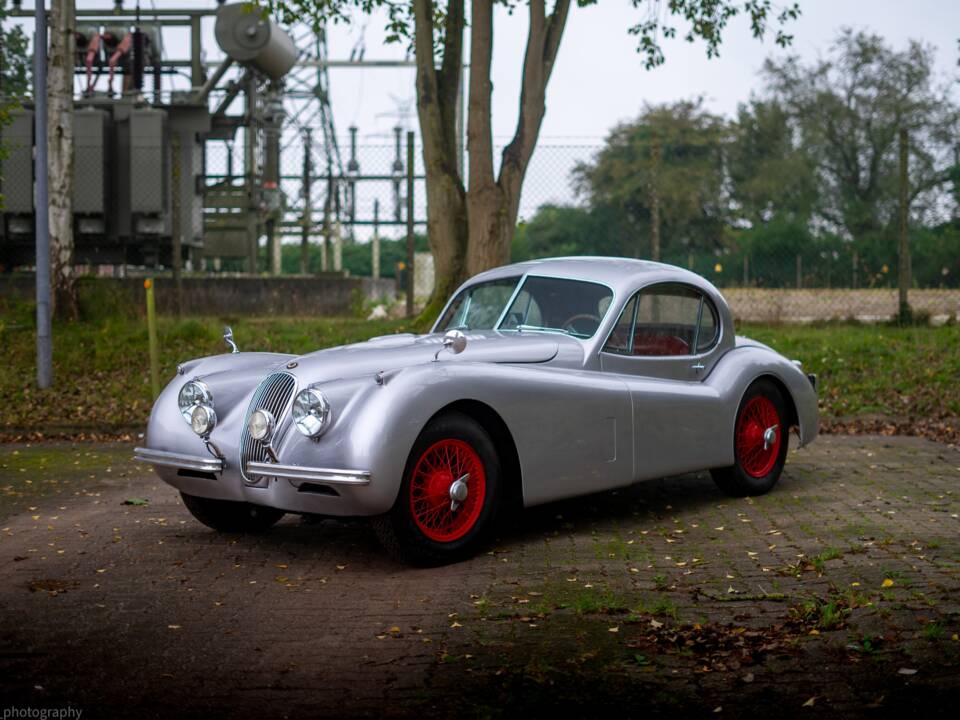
727;98;816;227
512;203;626;261
0;0;30;99
266;0;800;318
573;99;728;261
762;29;959;277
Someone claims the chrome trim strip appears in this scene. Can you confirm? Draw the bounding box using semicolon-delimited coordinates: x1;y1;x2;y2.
245;461;371;486
133;447;224;473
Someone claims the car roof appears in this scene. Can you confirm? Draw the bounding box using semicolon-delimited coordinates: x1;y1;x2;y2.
466;256;717;298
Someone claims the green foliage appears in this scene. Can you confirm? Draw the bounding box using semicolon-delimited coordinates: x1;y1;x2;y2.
278;234;429;277
574;99;728;259
519;29;959;289
0;0;30;100
762;29;958;248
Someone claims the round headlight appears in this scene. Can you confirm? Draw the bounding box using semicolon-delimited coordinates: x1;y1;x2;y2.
190;404;217;436
292;387;331;437
247;409;276;443
178;380;213;424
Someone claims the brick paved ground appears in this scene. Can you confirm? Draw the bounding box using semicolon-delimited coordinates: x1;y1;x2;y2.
1;436;958;719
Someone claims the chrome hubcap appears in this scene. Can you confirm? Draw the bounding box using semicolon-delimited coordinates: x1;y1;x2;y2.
449;473;470;512
763;425;778;451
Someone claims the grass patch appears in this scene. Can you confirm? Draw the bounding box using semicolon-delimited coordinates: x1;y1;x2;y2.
922;621;945;640
0;314;409;434
740;323;960;419
3;313;959;436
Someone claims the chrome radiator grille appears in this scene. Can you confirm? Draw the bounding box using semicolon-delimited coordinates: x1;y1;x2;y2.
239;372;297;481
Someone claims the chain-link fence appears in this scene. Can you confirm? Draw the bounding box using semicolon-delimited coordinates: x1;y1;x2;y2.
198;136;960;323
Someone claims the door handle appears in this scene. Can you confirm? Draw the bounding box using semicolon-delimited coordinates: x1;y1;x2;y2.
691;363;705;372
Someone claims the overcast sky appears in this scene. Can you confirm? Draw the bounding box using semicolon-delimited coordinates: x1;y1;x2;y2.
12;1;958;143
8;1;959;225
322;0;960;142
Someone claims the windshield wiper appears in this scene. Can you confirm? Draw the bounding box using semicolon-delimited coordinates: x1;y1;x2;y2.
514;324;588;339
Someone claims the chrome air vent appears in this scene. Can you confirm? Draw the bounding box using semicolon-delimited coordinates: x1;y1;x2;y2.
240;372;297;481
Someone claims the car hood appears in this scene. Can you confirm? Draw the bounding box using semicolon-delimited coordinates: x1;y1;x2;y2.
288;330;582;382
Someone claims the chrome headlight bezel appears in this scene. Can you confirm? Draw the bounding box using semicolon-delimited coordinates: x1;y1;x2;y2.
178;379;213;425
190;403;217;436
291;387;331;438
248;408;277;443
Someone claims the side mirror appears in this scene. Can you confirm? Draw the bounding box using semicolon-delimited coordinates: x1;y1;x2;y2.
434;329;467;361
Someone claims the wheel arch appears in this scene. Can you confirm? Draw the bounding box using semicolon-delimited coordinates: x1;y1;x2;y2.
426;399;524;513
751;373;800;434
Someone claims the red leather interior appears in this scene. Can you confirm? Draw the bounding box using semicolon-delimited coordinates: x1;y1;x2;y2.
606;328;692;356
631;332;690;356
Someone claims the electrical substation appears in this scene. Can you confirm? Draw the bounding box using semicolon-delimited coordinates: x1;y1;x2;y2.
1;1;433;284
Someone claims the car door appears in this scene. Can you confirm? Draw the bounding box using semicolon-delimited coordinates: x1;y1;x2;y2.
599;283;728;481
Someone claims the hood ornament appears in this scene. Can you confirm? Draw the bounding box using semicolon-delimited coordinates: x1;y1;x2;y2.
434;330;467;362
223;326;238;354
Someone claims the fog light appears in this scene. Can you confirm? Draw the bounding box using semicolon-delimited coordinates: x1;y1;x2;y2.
190;404;217;436
248;409;276;443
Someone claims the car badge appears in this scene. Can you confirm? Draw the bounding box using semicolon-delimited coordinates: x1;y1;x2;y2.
286;361;298;369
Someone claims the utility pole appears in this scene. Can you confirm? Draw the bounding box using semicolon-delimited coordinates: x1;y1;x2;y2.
405;131;414;317
372;199;380;280
300;129;312;275
648;138;661;262
34;0;52;389
898;128;911;323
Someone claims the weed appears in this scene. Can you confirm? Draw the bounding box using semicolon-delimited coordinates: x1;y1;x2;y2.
922;622;945;641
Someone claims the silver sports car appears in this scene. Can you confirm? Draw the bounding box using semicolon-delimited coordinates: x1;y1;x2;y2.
135;257;818;564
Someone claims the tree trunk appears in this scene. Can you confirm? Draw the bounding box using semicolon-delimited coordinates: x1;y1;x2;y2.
466;0;570;277
412;0;570;322
48;0;77;319
412;0;468;324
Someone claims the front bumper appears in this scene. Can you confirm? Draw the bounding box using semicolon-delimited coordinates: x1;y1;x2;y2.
133;446;377;516
133;446;223;473
245;461;370;486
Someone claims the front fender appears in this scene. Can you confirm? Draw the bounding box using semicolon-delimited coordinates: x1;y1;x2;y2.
278;361;635;513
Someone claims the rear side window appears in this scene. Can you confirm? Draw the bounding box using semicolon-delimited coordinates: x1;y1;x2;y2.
602;283;720;357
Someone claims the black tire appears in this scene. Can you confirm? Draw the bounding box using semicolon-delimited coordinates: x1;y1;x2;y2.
180;492;285;533
372;412;503;566
710;379;789;497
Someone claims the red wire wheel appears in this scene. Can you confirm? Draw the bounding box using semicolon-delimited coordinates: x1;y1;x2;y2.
735;395;782;478
408;438;487;543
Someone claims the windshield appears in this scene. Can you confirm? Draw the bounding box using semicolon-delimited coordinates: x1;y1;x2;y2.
436;275;613;339
499;276;613;338
436;277;520;331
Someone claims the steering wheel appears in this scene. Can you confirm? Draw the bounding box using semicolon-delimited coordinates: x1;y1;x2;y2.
562;313;602;335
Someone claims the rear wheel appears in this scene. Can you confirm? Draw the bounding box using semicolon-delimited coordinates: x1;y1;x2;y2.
711;379;789;497
180;492;285;533
372;412;502;565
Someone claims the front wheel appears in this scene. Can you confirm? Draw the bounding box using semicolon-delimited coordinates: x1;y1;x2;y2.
711;379;789;497
180;492;285;533
372;412;502;565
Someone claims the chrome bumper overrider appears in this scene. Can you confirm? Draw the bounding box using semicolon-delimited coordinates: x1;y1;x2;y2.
133;447;224;473
245;461;371;486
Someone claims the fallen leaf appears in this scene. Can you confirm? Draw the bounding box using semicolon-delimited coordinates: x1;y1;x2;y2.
802;697;816;707
122;498;149;506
